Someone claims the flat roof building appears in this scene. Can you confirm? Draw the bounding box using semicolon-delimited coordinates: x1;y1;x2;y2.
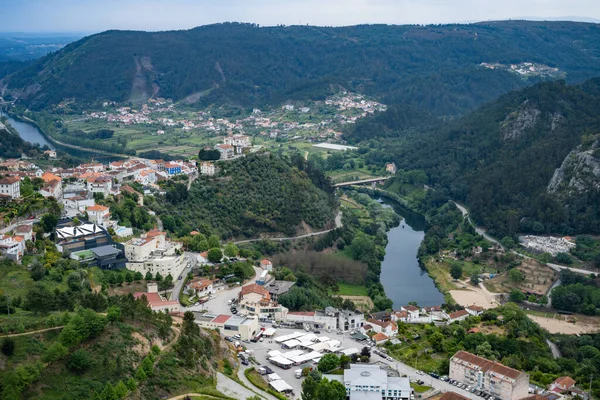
325;364;410;400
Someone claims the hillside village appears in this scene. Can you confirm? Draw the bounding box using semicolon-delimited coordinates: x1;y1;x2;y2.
0;142;594;400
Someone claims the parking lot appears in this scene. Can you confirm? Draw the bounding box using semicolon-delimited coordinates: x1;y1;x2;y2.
229;327;484;400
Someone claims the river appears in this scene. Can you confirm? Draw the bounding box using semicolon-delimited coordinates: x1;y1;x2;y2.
0;110;120;162
1;110;55;149
379;199;445;308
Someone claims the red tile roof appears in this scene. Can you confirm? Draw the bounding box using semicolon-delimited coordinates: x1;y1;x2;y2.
134;292;162;303
240;284;270;299
0;176;20;184
553;376;576;389
372;332;389;342
404;305;420;312
452;351;524;380
449;309;469;320
87;204;110;212
212;314;232;324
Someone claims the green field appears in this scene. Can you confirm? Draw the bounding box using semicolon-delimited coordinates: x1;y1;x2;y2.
331;283;369;296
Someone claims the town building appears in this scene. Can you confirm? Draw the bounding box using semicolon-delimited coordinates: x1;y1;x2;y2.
86;204;112;228
549;376;576;393
39;178;63;199
372;332;390;344
238;283;288;321
186;278;214;299
364;318;398;336
223;134;251;154
324;364;411;400
260;259;273;271
0;176;21;199
124;229;187;279
214;144;234;159
466;305;485;316
55;222;112;254
163;162;182;176
134;283;180;313
449;351;529;400
194;313;259;341
448;309;470;323
0;234;25;263
199;161;216;176
87;175;112;197
386;162;397;174
265;280;295;303
13;224;34;242
285;307;365;331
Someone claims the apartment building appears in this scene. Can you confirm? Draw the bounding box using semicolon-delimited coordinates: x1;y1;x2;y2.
325;364;411;400
449;351;529;400
124;229;186;278
0;176;21;199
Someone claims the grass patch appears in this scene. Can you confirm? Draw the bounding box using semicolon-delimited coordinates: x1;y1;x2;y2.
244;367;287;400
331;283;369;296
411;382;432;393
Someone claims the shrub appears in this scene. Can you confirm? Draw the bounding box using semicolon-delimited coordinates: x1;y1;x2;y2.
67;349;92;372
1;337;15;356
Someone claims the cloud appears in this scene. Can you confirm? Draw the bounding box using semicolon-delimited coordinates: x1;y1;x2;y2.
2;0;599;32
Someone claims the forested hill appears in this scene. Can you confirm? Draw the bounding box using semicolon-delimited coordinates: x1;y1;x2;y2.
370;79;600;237
3;21;600;116
151;153;337;238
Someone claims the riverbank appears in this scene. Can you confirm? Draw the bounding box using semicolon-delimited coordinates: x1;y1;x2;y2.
4;109;133;159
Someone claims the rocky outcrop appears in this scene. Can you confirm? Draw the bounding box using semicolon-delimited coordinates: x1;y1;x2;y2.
548;139;600;195
501;100;541;140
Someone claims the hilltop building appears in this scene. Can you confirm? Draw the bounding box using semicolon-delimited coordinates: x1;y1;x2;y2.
124;229;187;279
449;351;529;400
0;176;21;199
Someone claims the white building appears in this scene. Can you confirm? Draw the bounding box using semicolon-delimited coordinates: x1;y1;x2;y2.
87;176;112;197
134;283;180;313
285;307;365;331
125;229;187;279
215;144;234;159
325;364;411;400
0;176;21;199
223;134;251;154
86;204;112;228
238;283;288;321
195;313;259;341
200;161;216;176
449;351;529;400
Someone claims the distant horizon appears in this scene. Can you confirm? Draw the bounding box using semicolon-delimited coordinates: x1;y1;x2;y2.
3;0;600;33
0;16;598;35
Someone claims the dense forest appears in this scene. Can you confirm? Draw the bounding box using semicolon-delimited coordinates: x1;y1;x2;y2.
4;21;600;116
150;153;336;238
353;79;600;236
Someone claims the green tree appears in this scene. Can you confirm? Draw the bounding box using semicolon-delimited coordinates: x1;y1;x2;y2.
1;338;15;356
509;268;524;283
302;369;322;400
40;213;59;233
317;353;340;373
99;382;118;400
509;289;526;302
30;261;46;281
429;331;445;352
316;378;347;400
25;284;53;315
67;349;92;372
470;275;480;285
528;295;537;303
155;272;163;281
125;271;133;283
501;236;516;249
134;271;143;281
450;263;463;280
107;306;122;323
208;248;223;263
208;234;220;249
224;242;239;258
145;271;153;281
114;380;128;398
538;295;549;306
42;343;68;363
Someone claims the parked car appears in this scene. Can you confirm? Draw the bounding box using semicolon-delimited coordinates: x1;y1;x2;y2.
386;356;394;362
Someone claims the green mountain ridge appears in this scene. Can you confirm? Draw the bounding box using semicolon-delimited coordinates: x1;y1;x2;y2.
357;78;600;236
3;21;600;116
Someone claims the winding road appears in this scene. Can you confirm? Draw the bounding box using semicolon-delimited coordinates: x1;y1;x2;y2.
233;210;342;245
451;201;597;276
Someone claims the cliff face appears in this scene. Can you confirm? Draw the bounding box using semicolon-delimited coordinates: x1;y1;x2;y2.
548;138;600;197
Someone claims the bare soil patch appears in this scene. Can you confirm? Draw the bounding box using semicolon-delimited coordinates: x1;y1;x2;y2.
338;295;374;312
528;314;600;334
484;259;557;295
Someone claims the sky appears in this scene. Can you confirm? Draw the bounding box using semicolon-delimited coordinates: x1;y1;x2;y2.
2;0;600;33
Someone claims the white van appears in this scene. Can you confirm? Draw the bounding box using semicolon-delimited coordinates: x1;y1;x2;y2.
294;369;303;379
